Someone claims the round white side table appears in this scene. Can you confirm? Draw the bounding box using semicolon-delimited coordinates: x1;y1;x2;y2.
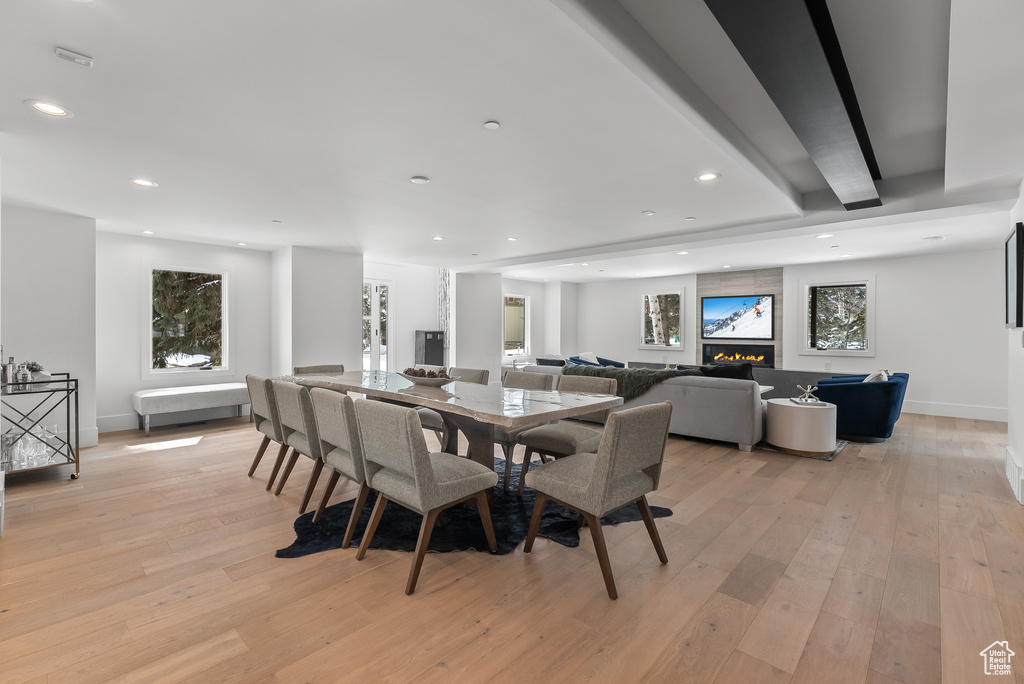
766;398;837;457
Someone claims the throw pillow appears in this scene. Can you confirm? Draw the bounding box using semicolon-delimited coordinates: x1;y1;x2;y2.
536;358;565;367
863;370;889;382
700;362;754;380
577;351;600;365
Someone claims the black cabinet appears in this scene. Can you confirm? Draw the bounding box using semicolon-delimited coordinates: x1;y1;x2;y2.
415;330;445;366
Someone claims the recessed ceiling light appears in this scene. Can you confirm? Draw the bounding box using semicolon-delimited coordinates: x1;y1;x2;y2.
695;172;720;182
26;100;74;117
506;236;518;241
131;178;158;187
271;219;282;224
543;279;549;282
410;176;430;184
722;264;731;268
923;235;947;241
634;273;642;276
815;233;834;239
471;253;478;256
831;245;839;249
642;210;656;216
141;230;154;235
483;120;500;130
842;254;855;258
581;263;590;266
432;236;444;241
684;216;696;221
677;251;689;255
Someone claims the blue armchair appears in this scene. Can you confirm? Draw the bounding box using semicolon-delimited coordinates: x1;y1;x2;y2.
813;373;909;442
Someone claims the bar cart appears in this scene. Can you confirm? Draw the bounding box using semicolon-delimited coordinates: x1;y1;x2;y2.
1;373;80;479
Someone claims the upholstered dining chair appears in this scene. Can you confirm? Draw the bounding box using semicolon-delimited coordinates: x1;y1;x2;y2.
416;366;490;446
309;389;369;546
293;364;345;375
523;401;673;599
496;370;554;490
353;399;498;594
245;374;289;490
511;374;616;494
270;379;326;515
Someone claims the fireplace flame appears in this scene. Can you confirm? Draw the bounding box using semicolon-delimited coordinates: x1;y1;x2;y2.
713;352;765;363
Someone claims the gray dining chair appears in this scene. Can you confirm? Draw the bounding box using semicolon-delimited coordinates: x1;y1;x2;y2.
416;366;490;446
496;370;554;491
523;401;673;599
293;364;345;375
270;379;326;515
245;374;289;490
310;389;369;546
353;399;498;594
513;374;617;495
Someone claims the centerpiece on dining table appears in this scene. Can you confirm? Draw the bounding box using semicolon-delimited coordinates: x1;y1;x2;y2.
399;367;458;387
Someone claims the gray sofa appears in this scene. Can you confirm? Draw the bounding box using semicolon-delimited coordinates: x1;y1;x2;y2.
524;365;765;451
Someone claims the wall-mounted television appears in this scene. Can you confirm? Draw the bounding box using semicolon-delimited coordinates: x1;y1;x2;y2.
701;294;774;340
1007;222;1023;329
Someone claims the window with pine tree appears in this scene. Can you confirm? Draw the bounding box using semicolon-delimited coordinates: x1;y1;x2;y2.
151;268;225;370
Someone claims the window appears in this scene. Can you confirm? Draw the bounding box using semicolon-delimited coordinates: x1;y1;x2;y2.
641;292;681;348
150;267;227;371
503;295;529;356
802;278;875;356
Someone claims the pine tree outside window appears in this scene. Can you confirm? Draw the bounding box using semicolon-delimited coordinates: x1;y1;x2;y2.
801;277;875;357
151;268;227;371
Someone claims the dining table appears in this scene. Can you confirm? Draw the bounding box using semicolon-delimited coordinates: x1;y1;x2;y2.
289;370;624;474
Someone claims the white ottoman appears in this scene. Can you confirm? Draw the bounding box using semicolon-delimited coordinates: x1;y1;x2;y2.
766;398;837;457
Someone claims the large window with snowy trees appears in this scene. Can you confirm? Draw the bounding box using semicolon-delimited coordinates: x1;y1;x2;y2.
640;292;681;348
801;278;875;356
150;267;227;371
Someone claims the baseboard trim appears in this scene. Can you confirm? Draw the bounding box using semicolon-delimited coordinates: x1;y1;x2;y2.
901;400;1006;422
98;406;251;435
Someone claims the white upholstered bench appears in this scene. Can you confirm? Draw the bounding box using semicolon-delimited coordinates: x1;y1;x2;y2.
132;382;250;436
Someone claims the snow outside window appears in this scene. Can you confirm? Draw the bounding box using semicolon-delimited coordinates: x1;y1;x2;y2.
800;277;875;357
148;267;229;373
641;292;681;348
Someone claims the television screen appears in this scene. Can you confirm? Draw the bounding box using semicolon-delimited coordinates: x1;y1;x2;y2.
701;294;774;340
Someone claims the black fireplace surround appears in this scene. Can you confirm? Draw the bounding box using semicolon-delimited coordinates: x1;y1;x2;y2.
702;343;775;368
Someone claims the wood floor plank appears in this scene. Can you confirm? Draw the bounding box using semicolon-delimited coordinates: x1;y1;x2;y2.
939;587;1007;684
791;611;875;684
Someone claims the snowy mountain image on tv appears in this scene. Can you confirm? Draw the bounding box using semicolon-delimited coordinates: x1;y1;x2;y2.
701;294;774;340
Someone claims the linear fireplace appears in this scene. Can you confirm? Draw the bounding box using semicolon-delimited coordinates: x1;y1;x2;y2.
702;343;775;368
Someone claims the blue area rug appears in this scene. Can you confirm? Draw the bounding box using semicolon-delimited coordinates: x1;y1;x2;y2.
276;457;672;557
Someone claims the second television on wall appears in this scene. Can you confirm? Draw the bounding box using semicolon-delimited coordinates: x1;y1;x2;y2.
701;294;774;340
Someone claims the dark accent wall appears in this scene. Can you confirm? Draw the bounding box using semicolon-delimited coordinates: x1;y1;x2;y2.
696;267;784;368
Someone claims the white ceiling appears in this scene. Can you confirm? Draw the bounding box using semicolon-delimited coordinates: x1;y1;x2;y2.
1;0;1021;282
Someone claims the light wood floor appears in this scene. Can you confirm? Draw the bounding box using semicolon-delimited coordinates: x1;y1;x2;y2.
1;413;1021;683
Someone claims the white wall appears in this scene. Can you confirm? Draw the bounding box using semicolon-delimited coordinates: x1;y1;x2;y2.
2;206;98;446
783;250;1005;421
577;274;698;366
1007;186;1024;502
502;278;547;358
95;232;271;432
455;273;502;380
270;247;293;377
559;282;579;357
365;261;438;370
289;247;363;372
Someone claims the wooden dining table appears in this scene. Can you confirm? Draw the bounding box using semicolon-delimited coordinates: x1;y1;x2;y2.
290;370;623;473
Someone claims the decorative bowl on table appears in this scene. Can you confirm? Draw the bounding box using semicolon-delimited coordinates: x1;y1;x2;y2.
398;372;457;387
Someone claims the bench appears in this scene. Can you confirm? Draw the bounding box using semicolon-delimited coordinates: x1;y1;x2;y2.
132;382;250;436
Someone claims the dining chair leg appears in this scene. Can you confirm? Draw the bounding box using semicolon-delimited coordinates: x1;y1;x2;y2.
473;491;498;552
341;483;371;549
637;495;668;564
312;470;341;523
274;448;301;495
517;449;535;496
248;435;270;476
523;493;548;553
407;508;442;594
584;512;618;600
298;459;325;514
266;444;290;491
356;494;389;561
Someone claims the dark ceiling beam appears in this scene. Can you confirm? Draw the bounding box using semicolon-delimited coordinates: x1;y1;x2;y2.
703;0;882;210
